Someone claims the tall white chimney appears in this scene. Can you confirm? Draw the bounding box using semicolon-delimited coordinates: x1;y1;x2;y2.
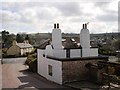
52;23;62;50
80;24;90;49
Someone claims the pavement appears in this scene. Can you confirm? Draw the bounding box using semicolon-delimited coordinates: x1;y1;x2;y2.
65;79;120;90
1;58;75;89
65;81;101;90
2;57;27;64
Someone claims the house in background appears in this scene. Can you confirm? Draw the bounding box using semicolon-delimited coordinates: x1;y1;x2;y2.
7;40;33;56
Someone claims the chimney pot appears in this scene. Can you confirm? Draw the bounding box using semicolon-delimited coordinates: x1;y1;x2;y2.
57;23;59;29
85;24;87;29
54;24;56;29
83;24;84;29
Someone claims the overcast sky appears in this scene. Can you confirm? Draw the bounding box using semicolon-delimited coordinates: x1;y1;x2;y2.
0;0;119;34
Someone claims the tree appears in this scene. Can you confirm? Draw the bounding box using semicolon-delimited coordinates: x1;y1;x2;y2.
2;30;15;48
25;34;32;44
25;34;30;41
2;30;9;43
112;39;120;51
16;34;24;43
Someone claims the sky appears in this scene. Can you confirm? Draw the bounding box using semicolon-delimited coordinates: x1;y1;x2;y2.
0;0;119;34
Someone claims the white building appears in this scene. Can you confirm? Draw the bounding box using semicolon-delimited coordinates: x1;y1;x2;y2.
7;40;33;56
37;23;107;84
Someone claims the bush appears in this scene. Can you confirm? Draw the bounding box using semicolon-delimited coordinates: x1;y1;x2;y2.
25;49;37;73
98;49;116;56
28;59;37;73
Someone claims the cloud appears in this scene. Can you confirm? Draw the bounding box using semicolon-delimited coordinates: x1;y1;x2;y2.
52;2;82;17
96;13;117;22
1;2;24;13
19;8;38;23
36;7;61;21
94;2;110;8
0;1;119;34
94;1;118;22
69;15;95;23
89;22;107;33
1;10;21;23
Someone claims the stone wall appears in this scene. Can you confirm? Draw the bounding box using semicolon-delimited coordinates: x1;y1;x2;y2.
62;60;101;84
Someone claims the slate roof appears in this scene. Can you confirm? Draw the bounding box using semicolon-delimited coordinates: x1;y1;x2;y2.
62;37;79;49
16;43;33;48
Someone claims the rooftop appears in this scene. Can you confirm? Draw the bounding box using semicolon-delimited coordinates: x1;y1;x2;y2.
16;43;33;48
45;55;108;62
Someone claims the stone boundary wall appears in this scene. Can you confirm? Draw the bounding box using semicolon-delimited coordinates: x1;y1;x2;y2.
62;60;100;84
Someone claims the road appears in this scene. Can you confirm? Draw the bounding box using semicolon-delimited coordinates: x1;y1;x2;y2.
2;57;27;64
1;58;75;89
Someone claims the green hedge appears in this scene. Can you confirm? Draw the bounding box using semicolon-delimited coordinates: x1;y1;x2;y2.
25;49;37;73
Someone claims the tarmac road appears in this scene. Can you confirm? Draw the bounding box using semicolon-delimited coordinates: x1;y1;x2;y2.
2;57;27;64
2;58;75;89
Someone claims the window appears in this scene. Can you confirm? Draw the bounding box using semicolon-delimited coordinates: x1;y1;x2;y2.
48;65;52;76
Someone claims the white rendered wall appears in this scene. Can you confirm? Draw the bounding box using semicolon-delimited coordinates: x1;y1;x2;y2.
53;50;66;58
37;49;63;84
82;48;90;57
45;45;66;58
70;49;81;58
80;29;90;49
37;49;46;77
45;45;53;57
46;58;62;84
82;48;98;57
28;48;33;52
21;49;23;55
89;48;98;57
52;29;62;50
